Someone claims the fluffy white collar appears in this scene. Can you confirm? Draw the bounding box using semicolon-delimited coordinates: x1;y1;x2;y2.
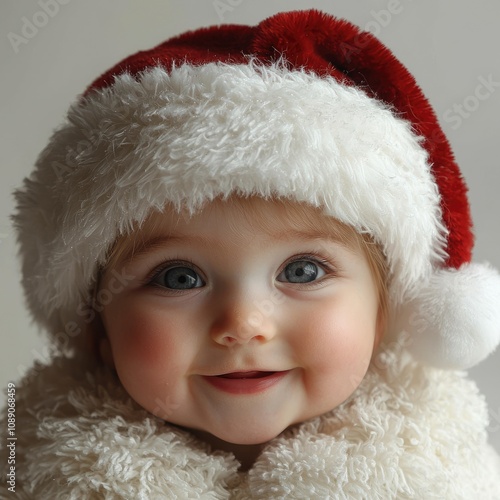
2;344;500;499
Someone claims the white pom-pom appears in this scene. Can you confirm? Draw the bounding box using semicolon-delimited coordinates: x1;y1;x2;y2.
394;262;500;369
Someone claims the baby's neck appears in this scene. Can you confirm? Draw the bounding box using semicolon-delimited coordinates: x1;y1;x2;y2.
190;429;265;471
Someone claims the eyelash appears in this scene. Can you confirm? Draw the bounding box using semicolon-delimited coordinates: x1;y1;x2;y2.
143;252;339;292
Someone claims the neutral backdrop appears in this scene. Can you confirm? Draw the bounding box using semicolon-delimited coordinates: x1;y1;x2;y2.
1;0;499;454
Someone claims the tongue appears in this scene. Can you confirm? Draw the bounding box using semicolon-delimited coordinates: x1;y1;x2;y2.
220;371;273;379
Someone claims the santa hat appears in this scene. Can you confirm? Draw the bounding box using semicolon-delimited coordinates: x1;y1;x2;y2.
13;9;500;369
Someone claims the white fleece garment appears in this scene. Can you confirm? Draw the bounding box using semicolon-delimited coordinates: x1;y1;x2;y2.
1;342;500;499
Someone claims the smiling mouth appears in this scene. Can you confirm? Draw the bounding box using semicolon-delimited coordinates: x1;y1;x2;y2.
202;370;290;394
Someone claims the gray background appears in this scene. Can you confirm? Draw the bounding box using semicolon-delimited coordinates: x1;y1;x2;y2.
1;0;499;453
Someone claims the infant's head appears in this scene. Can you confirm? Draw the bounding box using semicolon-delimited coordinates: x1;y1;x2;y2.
94;195;387;444
13;11;500;455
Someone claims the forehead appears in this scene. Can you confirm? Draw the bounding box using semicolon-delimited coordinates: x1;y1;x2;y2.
107;196;362;266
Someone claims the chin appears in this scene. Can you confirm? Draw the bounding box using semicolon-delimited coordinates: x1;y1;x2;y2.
197;424;288;448
222;434;277;446
226;422;293;445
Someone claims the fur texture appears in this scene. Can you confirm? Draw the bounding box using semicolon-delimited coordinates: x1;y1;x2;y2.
1;343;500;498
396;262;500;369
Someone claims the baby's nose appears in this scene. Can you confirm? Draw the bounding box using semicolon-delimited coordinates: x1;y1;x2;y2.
209;293;278;346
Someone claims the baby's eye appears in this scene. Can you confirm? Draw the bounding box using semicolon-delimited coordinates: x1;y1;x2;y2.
276;260;326;284
152;266;205;290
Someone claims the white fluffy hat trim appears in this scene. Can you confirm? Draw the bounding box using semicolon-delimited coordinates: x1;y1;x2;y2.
14;63;445;326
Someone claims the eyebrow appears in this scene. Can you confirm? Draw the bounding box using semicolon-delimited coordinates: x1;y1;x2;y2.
118;228;345;267
118;235;193;267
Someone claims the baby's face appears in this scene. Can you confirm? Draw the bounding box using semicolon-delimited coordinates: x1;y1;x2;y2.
99;198;382;445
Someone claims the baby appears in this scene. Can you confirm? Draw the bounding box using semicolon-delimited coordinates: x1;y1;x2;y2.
2;9;500;498
94;196;387;469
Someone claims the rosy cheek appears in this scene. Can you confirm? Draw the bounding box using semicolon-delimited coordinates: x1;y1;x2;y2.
298;303;375;373
106;309;184;403
106;305;180;368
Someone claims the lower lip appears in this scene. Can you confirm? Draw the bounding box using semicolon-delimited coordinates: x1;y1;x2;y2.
202;371;290;395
